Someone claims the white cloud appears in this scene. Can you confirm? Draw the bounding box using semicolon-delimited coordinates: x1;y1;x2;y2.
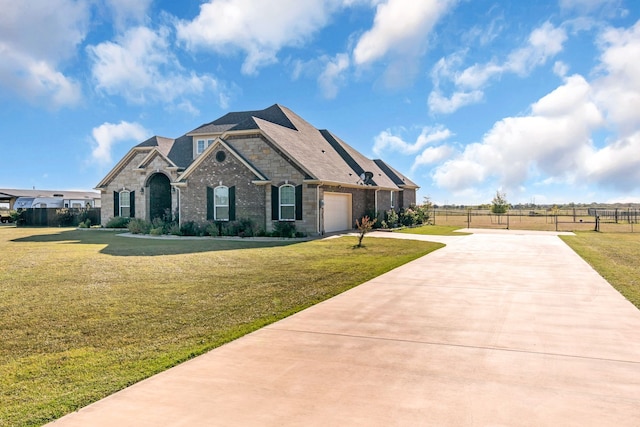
88;26;225;109
352;0;454;66
505;22;568;75
412;145;455;171
90;121;149;165
176;0;339;75
431;19;640;196
584;131;640;190
373;125;453;156
318;53;350;99
429;21;567;114
103;0;152;29
0;0;88;107
428;90;483;115
592;20;640;136
433;74;603;192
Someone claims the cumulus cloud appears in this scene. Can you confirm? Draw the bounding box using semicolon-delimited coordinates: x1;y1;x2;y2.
592;20;640;136
412;145;455;171
353;0;453;66
433;74;602;192
429;21;568;114
373;125;453;156
318;53;351;99
90;121;149;165
103;0;152;29
176;0;339;75
88;26;227;109
0;0;88;107
428;19;640;197
428;90;483;115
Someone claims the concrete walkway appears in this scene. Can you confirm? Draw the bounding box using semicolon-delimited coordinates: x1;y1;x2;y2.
49;230;640;426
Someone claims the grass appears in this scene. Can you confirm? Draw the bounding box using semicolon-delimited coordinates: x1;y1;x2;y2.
0;227;443;427
395;224;470;236
561;231;640;310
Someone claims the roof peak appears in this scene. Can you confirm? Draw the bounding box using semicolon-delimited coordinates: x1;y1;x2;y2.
190;104;297;134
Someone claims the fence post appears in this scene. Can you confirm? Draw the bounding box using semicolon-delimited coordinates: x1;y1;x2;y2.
595;216;600;232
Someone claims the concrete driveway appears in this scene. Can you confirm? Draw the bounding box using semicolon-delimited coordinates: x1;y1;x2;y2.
49;230;640;426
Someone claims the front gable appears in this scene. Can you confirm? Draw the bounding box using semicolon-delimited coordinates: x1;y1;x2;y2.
95;147;150;190
136;148;179;172
178;137;268;183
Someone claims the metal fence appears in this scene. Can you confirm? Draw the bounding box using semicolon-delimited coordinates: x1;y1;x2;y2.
430;209;637;233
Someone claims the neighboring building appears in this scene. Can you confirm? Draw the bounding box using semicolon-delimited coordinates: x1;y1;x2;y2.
0;189;101;210
95;104;418;235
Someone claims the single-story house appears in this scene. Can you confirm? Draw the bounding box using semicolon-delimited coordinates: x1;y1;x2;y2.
95;104;418;235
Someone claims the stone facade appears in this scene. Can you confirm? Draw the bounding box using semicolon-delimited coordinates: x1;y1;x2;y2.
99;151;179;225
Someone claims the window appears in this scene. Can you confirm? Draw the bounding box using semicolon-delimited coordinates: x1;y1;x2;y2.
120;191;131;217
197;139;205;154
214;186;229;221
279;185;295;221
207;139;215;147
390;191;395;209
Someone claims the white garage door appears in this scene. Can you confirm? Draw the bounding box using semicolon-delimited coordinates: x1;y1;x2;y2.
324;192;352;233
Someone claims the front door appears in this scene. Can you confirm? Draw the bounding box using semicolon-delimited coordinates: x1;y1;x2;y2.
148;173;171;221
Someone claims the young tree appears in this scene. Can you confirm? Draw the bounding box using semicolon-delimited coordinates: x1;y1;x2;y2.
491;190;509;224
355;215;377;247
491;190;509;214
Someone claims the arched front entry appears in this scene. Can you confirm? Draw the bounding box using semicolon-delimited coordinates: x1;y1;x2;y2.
148;173;171;221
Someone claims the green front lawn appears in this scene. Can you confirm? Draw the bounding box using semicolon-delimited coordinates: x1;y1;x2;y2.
0;227;443;427
561;231;640;310
395;224;471;236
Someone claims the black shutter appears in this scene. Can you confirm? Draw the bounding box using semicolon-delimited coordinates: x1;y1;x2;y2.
113;191;119;217
229;186;236;221
206;187;214;221
129;191;135;218
295;185;302;220
271;185;279;220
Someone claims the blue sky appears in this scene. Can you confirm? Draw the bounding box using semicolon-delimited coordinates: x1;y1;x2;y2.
1;0;639;206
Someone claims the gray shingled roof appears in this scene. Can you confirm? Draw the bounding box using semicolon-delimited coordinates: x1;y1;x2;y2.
374;159;419;188
134;135;192;169
131;104;416;190
189;104;297;135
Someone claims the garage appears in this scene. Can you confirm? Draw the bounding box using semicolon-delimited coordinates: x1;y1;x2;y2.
323;192;352;233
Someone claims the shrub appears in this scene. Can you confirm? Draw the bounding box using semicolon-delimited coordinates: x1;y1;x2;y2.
272;221;296;238
77;209;92;226
385;209;399;228
205;221;220;237
168;223;181;236
180;221;205;236
399;208;419;226
78;220;91;228
55;209;76;227
106;216;130;228
128;218;151;234
150;227;164;236
415;197;433;225
233;218;258;237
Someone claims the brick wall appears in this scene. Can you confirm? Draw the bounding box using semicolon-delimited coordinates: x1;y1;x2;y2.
180;146;266;227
